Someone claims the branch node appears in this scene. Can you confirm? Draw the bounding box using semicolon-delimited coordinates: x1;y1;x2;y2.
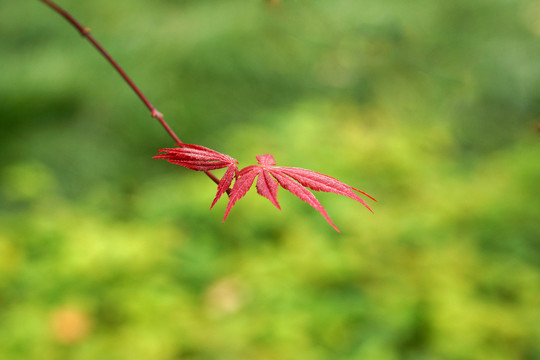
151;109;163;119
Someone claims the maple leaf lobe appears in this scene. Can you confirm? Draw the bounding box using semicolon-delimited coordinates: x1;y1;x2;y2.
256;154;276;166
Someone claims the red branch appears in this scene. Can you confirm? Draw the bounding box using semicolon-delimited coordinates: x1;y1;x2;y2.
39;0;223;188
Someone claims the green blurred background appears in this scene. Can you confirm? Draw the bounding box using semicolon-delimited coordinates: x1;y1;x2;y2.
1;0;540;359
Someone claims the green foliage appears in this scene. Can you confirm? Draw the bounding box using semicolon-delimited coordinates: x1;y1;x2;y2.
1;0;539;359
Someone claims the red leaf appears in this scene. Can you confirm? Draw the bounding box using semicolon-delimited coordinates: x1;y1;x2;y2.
154;143;238;172
223;154;375;232
154;143;238;207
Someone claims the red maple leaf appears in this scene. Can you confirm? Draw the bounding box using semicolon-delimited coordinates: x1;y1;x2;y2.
153;143;238;208
223;154;376;232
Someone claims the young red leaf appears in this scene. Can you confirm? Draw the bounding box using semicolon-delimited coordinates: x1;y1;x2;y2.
223;153;375;232
154;143;238;208
154;143;237;172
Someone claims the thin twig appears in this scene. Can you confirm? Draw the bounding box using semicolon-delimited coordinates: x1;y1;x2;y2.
39;0;223;188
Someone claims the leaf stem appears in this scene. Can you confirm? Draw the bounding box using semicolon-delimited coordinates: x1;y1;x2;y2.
39;0;223;188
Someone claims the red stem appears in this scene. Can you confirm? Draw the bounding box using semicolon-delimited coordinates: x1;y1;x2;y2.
39;0;223;188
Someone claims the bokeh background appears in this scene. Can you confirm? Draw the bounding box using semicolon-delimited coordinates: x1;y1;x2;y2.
1;0;540;359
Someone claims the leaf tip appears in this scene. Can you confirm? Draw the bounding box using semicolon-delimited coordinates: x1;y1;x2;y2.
256;154;276;166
